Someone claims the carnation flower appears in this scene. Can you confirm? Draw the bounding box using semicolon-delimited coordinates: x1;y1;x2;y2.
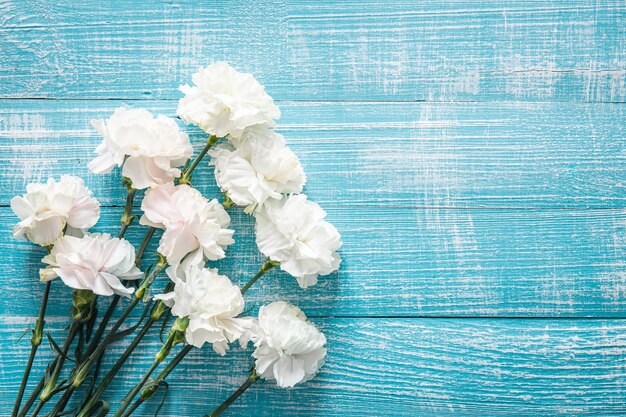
155;263;252;355
177;62;280;138
140;182;235;264
88;107;193;189
252;301;326;388
11;175;100;246
40;233;142;297
255;195;341;288
210;126;305;213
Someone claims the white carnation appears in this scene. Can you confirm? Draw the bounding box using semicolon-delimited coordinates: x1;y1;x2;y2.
40;233;142;297
210;126;305;213
155;263;252;355
252;301;326;388
88;107;193;189
139;182;234;264
177;62;280;138
11;175;100;246
255;195;341;288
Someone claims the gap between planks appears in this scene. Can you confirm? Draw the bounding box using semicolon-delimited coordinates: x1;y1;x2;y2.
1;97;625;104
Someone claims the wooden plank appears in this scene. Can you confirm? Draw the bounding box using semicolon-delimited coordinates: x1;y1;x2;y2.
1;317;625;416
1;100;624;209
0;0;624;102
3;206;625;317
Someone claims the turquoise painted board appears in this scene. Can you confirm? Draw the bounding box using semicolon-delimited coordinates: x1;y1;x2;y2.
2;318;626;416
1;100;624;209
2;207;626;317
1;1;625;416
0;0;624;102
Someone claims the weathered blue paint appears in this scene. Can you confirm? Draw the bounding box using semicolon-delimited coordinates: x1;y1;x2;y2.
1;100;625;209
0;0;625;416
0;1;624;102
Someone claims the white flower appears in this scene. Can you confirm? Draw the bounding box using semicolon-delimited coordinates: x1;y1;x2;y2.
210;126;305;213
155;263;252;355
255;195;341;288
11;175;100;246
40;233;142;297
252;301;326;388
177;62;280;138
140;182;235;264
88;107;193;190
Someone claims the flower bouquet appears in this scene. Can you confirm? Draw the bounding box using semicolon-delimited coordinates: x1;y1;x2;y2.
10;62;341;417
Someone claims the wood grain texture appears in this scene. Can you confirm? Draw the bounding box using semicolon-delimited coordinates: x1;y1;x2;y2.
2;206;625;317
1;100;624;209
1;0;626;415
1;316;625;416
0;0;624;102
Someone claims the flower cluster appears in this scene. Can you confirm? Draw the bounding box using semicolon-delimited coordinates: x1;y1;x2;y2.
10;62;341;417
181;64;343;289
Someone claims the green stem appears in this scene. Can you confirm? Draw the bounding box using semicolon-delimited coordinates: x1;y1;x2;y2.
46;385;74;417
16;373;44;417
84;226;155;358
126;257;272;415
122;344;193;417
240;259;279;295
85;296;119;357
12;281;51;417
80;186;137;365
113;316;188;417
144;344;192;399
27;400;44;417
179;135;220;185
77;317;156;417
113;361;160;417
135;227;156;267
71;257;167;389
121;395;145;417
19;188;139;417
37;319;81;409
206;370;260;417
17;324;84;417
77;291;171;417
119;186;136;239
70;297;136;388
113;256;275;417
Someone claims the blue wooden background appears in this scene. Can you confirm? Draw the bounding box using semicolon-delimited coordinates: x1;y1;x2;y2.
1;1;625;416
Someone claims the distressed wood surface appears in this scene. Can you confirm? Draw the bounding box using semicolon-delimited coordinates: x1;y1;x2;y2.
1;317;625;416
2;206;626;317
1;100;624;209
1;0;625;416
0;0;624;102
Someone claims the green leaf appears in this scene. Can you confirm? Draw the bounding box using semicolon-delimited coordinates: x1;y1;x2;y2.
84;400;110;417
159;310;173;344
16;327;33;342
46;332;76;363
238;303;257;318
111;300;152;342
75;327;85;362
153;381;169;417
85;305;98;343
